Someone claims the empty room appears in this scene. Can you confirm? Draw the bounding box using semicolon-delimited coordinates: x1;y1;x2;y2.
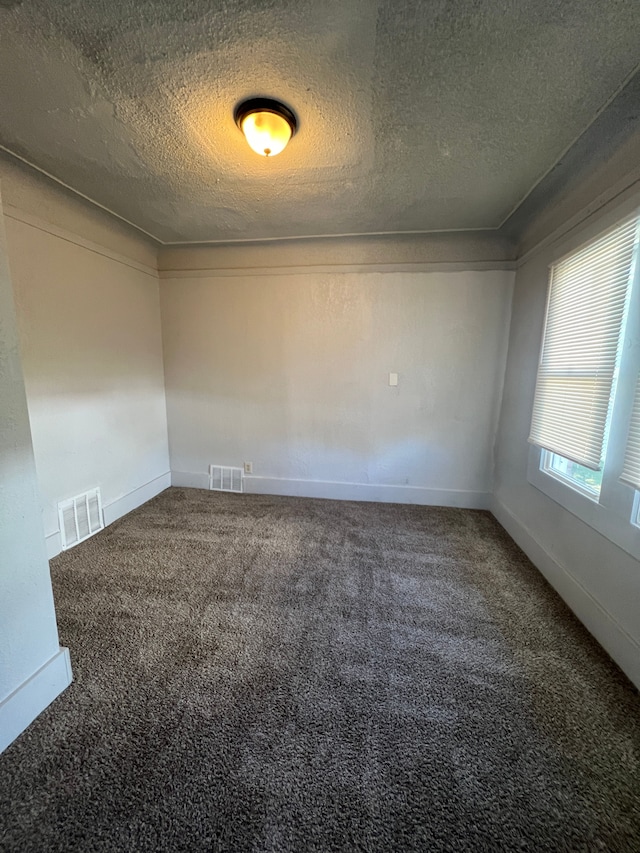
1;1;640;850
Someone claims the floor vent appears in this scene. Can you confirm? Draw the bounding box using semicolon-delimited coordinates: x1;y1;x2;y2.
58;488;104;550
209;465;243;493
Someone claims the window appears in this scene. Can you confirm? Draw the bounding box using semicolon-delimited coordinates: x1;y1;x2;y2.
527;212;640;559
632;492;640;530
620;377;640;495
540;451;602;499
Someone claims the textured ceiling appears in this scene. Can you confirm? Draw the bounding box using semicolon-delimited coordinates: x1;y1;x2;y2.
0;0;639;244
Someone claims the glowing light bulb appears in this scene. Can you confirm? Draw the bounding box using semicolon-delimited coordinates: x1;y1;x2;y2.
241;111;292;157
235;99;297;158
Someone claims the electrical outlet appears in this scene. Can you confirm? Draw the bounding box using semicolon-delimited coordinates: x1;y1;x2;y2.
244;461;253;475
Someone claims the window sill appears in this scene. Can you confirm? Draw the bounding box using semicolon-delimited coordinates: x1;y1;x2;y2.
527;445;640;560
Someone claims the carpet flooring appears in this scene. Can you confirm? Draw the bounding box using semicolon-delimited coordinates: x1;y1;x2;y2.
1;487;639;851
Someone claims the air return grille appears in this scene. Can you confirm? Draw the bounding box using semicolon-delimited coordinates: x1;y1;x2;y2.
209;465;243;493
58;488;104;550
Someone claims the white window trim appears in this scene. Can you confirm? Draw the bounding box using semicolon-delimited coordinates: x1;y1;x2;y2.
632;491;640;530
527;210;640;562
539;451;601;500
528;447;640;559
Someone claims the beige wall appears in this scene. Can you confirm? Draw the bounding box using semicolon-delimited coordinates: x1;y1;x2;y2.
158;230;514;271
161;266;513;505
493;189;640;688
0;180;70;750
0;152;157;268
2;159;169;548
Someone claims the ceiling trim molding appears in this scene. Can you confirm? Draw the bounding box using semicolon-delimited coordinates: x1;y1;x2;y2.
159;260;516;279
498;61;640;232
162;226;501;247
4;205;159;279
1;146;512;246
0;145;163;245
158;230;514;272
0;145;513;248
502;73;640;252
515;171;640;269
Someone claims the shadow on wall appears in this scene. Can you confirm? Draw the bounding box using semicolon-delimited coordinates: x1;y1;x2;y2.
25;389;170;538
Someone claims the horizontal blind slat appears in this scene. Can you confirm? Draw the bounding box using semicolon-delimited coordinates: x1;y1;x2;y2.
529;216;637;470
553;218;637;270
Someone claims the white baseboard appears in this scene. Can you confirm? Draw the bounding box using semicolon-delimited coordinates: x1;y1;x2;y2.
102;471;171;526
171;470;210;489
245;475;491;509
45;530;62;560
0;647;72;754
491;496;640;690
170;471;490;508
45;472;171;559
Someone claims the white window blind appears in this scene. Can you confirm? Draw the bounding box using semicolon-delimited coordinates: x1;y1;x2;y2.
621;377;640;490
529;215;639;470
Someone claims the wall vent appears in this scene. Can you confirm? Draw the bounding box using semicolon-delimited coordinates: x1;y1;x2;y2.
58;488;104;550
209;465;243;493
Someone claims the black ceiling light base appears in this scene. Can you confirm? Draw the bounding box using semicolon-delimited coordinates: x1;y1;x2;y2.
234;98;298;137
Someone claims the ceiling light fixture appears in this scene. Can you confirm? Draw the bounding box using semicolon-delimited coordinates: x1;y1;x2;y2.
234;98;297;157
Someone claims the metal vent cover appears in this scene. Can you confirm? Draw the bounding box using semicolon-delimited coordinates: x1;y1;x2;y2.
209;465;243;493
58;488;104;550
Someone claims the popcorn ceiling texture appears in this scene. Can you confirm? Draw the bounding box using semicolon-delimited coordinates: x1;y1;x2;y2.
0;0;638;243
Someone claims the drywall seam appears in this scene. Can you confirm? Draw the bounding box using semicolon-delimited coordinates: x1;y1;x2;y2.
3;206;159;279
491;495;640;690
515;171;640;268
0;647;72;754
159;260;516;278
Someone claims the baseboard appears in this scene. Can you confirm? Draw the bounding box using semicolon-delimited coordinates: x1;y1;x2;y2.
491;496;640;690
45;530;62;560
171;470;210;489
102;471;171;527
0;647;72;754
169;471;491;508
45;472;171;559
244;475;491;509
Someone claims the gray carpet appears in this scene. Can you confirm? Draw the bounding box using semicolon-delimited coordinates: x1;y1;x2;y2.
1;487;639;851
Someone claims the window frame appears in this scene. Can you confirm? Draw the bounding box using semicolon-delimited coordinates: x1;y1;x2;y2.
539;451;601;500
527;210;640;562
528;448;639;558
632;491;640;530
